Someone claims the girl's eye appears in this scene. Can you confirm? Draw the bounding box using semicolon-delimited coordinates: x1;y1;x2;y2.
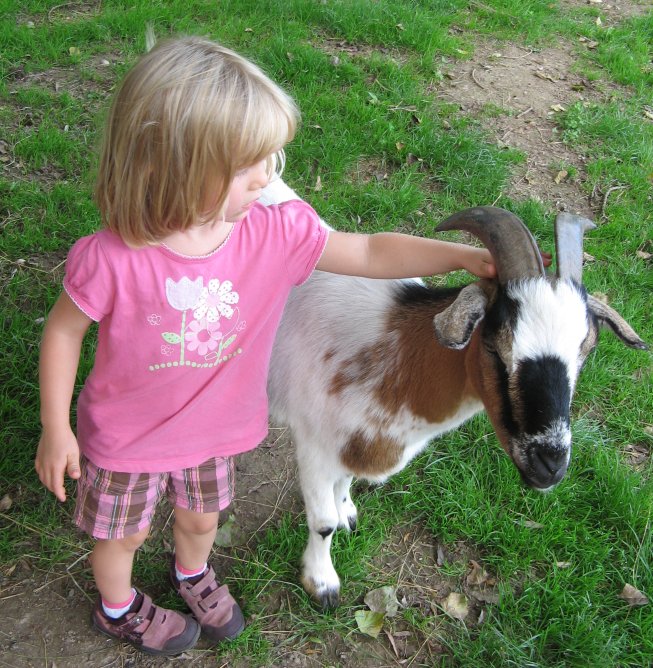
235;167;249;177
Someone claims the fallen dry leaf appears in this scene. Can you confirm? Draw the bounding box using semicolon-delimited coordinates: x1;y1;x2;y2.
364;586;399;617
213;515;243;547
355;609;385;637
554;169;569;184
384;629;399;657
314;175;322;191
636;250;652;260
535;71;557;83
441;592;469;621
467;560;490;586
579;37;599;49
0;494;12;512
619;584;649;607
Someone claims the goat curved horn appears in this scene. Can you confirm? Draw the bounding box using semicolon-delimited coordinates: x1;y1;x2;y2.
436;206;544;285
555;212;596;284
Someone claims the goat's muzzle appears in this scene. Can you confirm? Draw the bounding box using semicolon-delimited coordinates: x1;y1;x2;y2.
518;439;570;490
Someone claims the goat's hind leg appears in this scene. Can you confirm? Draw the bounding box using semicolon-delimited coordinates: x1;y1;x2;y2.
334;475;357;531
298;451;345;609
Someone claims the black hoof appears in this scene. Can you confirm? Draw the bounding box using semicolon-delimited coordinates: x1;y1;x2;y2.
348;516;357;532
316;588;340;610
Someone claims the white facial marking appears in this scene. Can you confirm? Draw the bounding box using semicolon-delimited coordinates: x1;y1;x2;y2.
509;279;589;387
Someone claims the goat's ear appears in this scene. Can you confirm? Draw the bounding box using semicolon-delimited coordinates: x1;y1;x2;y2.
433;284;488;349
587;295;648;350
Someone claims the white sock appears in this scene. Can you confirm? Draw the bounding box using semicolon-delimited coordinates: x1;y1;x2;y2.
102;588;137;619
175;561;207;581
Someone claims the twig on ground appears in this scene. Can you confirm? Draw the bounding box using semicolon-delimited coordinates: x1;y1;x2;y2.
471;68;486;89
600;184;629;218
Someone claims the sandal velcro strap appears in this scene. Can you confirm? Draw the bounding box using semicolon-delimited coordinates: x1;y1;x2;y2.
170;556;245;642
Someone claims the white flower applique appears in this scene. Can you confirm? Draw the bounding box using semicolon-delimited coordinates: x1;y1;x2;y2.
193;279;239;323
149;276;245;372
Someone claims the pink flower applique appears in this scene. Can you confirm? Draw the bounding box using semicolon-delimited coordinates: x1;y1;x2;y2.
185;319;223;356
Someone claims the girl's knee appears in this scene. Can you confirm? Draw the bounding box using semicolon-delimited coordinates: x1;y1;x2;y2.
116;525;150;552
174;507;219;535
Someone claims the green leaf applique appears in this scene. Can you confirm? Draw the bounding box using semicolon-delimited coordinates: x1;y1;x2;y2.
162;332;181;344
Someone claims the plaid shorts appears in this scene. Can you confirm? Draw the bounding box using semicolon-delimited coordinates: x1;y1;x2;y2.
74;455;234;540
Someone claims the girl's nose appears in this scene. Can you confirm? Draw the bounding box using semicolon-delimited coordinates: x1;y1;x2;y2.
250;160;269;189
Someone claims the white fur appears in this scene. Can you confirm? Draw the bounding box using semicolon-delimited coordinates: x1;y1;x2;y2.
509;279;589;387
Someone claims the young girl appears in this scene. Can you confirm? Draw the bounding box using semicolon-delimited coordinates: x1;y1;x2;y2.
35;36;497;656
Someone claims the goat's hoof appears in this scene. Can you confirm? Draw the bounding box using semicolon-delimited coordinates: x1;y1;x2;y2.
301;575;341;609
315;588;340;610
347;515;357;532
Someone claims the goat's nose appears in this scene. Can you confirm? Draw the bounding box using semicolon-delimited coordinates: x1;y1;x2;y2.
529;446;569;487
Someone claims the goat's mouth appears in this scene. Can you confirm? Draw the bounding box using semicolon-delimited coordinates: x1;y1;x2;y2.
514;441;571;491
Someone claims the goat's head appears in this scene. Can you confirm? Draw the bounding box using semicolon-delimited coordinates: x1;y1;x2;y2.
433;207;647;490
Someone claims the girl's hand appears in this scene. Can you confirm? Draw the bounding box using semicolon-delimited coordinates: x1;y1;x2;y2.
463;247;497;279
463;247;553;280
35;426;81;502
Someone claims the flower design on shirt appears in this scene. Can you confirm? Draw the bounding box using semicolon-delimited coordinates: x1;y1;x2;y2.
155;275;243;370
166;277;203;311
193;279;239;323
185;319;223;356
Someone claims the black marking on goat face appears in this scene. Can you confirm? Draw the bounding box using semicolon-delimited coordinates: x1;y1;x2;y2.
513;355;572;489
481;290;520;437
516;356;571;434
318;527;334;539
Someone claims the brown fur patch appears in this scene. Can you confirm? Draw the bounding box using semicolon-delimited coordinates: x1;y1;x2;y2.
329;341;391;396
340;430;403;476
378;299;478;423
329;293;484;426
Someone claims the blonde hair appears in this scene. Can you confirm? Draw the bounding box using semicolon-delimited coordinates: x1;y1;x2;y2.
95;36;299;246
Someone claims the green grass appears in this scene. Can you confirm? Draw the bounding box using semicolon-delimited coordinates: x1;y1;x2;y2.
1;0;652;666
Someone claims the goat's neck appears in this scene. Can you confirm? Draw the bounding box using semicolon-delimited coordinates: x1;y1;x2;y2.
382;296;479;424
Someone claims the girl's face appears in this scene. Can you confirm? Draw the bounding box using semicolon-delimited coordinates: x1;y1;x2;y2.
222;159;270;222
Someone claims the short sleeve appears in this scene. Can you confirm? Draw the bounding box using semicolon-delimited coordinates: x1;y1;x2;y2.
278;200;329;286
63;234;115;321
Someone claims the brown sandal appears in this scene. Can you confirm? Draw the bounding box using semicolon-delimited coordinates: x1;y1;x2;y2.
92;591;200;656
170;556;245;642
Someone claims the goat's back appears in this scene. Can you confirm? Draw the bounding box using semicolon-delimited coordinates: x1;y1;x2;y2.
269;271;408;425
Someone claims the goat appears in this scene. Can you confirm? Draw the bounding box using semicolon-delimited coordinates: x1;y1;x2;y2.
261;178;647;609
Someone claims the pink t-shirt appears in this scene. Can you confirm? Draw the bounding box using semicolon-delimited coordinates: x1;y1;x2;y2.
64;200;328;472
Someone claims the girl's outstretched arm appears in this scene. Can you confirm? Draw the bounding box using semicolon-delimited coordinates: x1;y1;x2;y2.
316;230;497;280
35;292;93;502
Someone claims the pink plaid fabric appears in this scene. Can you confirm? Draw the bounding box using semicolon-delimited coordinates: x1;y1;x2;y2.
74;456;234;540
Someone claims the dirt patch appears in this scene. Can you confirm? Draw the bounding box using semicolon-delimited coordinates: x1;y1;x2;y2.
438;37;628;216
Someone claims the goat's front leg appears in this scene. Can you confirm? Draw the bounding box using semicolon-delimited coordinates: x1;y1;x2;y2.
298;455;344;609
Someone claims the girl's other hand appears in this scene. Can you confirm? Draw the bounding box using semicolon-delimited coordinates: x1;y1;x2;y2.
35;427;81;502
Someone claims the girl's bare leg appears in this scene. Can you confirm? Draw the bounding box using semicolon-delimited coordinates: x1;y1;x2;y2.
91;525;149;603
173;507;219;570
